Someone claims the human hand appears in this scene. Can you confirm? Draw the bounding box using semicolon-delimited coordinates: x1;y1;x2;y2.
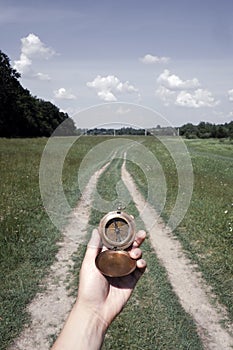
51;228;146;350
76;228;147;327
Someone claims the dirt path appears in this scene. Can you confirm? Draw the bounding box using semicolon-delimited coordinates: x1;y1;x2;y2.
9;163;109;350
121;159;233;350
9;157;233;350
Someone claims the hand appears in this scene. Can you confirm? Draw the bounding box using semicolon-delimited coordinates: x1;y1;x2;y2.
51;228;146;350
77;228;147;326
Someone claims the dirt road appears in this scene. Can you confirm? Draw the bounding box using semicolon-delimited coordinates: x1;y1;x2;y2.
121;159;233;350
9;160;233;350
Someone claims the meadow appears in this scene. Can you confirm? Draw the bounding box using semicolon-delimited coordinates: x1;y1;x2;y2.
128;137;233;321
0;136;232;349
0;136;104;349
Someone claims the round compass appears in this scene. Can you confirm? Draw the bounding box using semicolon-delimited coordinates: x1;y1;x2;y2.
99;210;135;250
95;208;136;277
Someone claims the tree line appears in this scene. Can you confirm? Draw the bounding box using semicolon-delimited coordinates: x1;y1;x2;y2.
179;121;233;139
0;50;75;137
85;127;148;136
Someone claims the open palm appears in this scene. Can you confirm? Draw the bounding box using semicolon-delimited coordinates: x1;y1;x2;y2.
78;229;147;326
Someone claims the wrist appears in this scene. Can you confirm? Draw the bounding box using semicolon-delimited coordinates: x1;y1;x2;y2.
74;299;109;333
72;300;108;348
51;300;108;350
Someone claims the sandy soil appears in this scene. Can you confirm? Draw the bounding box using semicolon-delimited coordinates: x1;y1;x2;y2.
9;159;233;350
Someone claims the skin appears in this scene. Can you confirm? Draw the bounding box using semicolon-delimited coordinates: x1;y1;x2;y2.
51;228;147;350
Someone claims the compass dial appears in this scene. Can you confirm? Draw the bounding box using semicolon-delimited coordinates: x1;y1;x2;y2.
105;218;129;243
99;210;135;250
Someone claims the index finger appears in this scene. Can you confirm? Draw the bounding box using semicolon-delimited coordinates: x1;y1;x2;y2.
132;230;146;248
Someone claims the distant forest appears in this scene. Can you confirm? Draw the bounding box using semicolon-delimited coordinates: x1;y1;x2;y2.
179;121;233;139
0;49;232;139
0;50;75;137
83;122;233;139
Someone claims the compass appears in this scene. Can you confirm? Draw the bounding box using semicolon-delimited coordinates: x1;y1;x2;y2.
95;207;136;277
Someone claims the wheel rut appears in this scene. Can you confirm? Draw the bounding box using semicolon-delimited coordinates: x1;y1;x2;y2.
121;159;233;350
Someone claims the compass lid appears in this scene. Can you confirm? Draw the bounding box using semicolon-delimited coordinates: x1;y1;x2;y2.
95;250;137;277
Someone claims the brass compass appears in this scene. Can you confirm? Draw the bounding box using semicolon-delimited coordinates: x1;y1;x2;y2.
95;207;136;277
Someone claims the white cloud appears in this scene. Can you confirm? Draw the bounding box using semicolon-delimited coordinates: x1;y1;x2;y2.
87;75;139;101
98;90;117;102
116;81;138;93
34;72;51;81
14;53;32;75
175;89;219;108
14;33;56;80
140;54;170;64
157;69;200;90
54;88;77;100
20;33;56;59
155;85;176;106
228;89;233;102
116;106;131;114
155;69;219;109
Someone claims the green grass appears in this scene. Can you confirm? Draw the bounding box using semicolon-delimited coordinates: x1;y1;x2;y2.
178;139;233;319
128;137;233;322
1;136;232;349
0;138;59;349
70;155;203;349
0;136;108;349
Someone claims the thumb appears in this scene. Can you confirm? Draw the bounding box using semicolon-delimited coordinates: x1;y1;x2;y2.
85;228;102;259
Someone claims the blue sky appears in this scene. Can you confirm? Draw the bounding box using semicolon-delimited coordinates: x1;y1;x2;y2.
1;0;233;127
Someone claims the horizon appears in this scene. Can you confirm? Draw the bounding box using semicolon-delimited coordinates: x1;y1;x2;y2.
1;0;233;128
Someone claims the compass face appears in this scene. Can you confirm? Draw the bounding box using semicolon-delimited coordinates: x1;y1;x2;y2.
99;211;135;250
105;218;129;243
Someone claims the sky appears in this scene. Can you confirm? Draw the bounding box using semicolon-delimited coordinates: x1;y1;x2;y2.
1;0;233;128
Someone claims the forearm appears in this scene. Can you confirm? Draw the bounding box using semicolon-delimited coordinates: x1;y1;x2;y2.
51;301;108;350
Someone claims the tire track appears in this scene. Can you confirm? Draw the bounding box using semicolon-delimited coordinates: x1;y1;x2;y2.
121;158;233;350
9;162;110;350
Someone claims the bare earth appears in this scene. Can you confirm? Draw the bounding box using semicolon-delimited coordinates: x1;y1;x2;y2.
9;161;233;350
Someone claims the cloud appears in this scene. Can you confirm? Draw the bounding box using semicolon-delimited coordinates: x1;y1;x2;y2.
14;53;31;75
157;69;200;90
175;89;219;108
54;88;77;100
87;75;139;101
155;86;176;106
156;69;219;108
140;54;170;64
228;89;233;101
116;106;131;114
20;33;56;59
34;72;51;81
14;33;56;80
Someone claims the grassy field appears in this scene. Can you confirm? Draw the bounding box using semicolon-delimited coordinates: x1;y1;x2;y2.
74;157;203;349
128;137;233;322
0;136;105;349
179;139;233;319
0;136;232;349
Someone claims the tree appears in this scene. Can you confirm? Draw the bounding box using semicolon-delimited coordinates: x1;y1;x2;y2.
179;121;233;139
0;50;76;137
179;123;198;138
215;125;228;138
